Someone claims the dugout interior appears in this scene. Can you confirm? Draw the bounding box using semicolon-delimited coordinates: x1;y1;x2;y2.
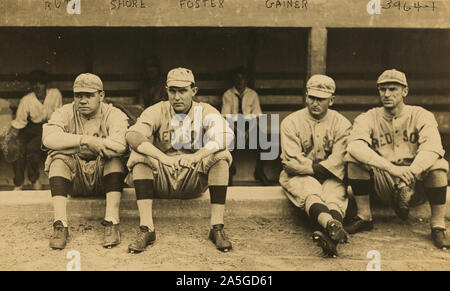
0;27;449;186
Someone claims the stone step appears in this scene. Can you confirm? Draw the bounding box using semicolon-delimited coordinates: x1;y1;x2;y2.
1;186;449;221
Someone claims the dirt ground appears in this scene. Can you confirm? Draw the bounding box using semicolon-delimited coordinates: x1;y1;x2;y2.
1;212;450;271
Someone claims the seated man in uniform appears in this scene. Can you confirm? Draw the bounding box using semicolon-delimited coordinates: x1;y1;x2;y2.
126;67;234;253
345;69;450;249
279;75;352;257
42;73;129;250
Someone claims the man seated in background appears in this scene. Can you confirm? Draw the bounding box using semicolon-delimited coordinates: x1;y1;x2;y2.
42;73;129;250
221;67;270;185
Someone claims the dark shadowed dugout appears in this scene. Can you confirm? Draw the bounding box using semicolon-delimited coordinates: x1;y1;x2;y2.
0;0;449;187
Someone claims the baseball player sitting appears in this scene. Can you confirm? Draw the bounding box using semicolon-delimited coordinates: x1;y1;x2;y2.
42;73;129;250
125;67;235;253
345;69;450;249
279;74;352;257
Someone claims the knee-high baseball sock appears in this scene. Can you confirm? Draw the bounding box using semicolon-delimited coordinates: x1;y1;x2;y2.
137;199;154;231
349;179;373;221
105;191;121;224
52;196;68;227
50;176;71;227
210;186;227;226
134;179;155;231
426;186;447;229
306;194;332;229
354;195;372;221
329;209;343;223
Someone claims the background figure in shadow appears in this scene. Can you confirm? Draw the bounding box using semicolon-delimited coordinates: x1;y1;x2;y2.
137;56;167;110
221;67;270;185
11;70;62;190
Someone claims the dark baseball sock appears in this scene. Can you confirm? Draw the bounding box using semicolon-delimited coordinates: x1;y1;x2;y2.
329;210;343;223
103;172;125;193
426;186;447;230
348;179;372;196
49;176;72;197
209;185;227;204
426;186;447;206
308;203;330;222
134;179;154;200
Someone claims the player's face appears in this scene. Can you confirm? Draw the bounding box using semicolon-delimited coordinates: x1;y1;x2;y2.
234;73;248;93
306;95;334;119
32;81;47;100
74;90;104;118
378;83;408;109
167;85;197;114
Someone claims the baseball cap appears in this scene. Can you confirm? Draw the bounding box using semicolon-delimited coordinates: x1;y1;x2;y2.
377;69;408;87
166;68;195;87
73;73;103;93
306;74;336;98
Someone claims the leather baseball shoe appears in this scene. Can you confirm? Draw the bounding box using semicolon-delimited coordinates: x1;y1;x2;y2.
209;224;232;252
344;216;374;234
49;220;69;250
101;220;120;248
431;228;450;249
326;219;348;243
128;226;156;253
312;230;338;258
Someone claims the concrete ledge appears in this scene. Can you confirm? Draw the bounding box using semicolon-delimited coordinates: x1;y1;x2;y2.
0;186;449;220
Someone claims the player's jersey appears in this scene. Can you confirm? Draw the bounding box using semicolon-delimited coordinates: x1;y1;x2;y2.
128;101;234;154
347;105;445;165
43;102;129;160
280;108;352;180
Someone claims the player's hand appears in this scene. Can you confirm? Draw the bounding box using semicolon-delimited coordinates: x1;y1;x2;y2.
159;155;181;172
81;135;107;158
389;165;415;186
178;153;202;169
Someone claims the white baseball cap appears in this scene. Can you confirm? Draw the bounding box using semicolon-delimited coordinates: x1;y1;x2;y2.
73;73;103;93
306;74;336;98
166;67;195;87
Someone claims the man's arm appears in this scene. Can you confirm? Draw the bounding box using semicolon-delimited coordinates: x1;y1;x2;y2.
280;118;314;176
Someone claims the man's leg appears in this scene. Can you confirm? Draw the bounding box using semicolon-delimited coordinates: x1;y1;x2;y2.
48;158;72;250
26;131;44;190
423;169;450;249
128;163;156;253
345;162;374;234
101;157;125;248
207;159;232;252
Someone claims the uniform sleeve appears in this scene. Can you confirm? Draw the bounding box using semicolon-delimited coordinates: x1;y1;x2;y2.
203;104;234;150
42;106;71;149
45;88;63;121
319;115;352;180
221;90;233;116
127;103;161;141
11;97;30;129
348;111;373;146
280;117;313;174
416;109;445;157
106;108;129;147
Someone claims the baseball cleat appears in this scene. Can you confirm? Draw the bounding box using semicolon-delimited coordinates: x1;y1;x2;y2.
128;226;156;254
101;220;121;248
431;228;450;250
326;219;348;243
312;231;337;258
209;224;232;252
344;216;374;234
393;185;414;220
49;220;69;250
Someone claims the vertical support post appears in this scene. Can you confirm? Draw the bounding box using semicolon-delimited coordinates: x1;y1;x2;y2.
307;27;328;79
